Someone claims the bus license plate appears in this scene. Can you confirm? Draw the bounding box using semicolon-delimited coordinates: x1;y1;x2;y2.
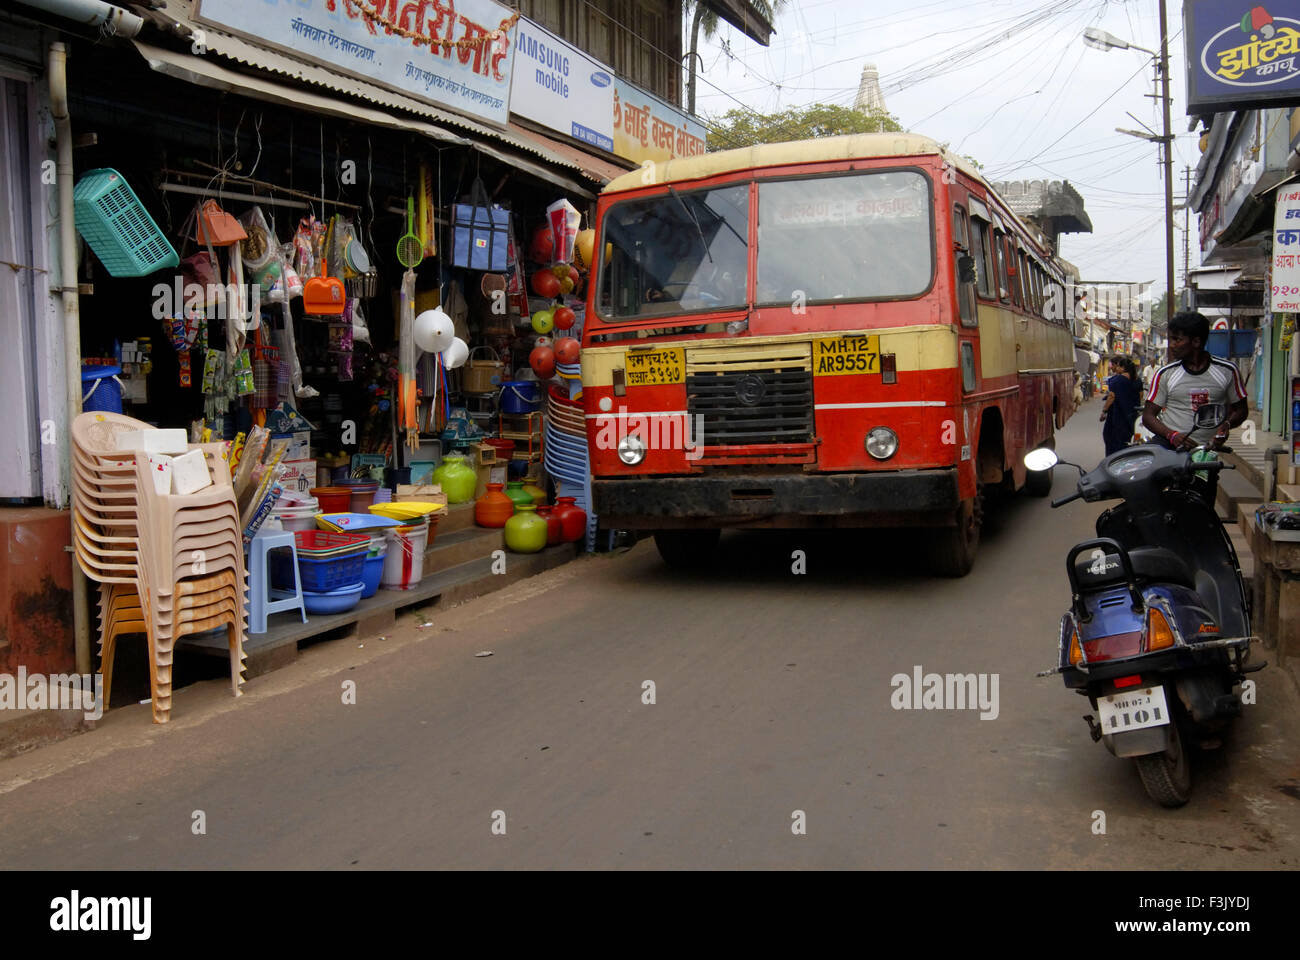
814;336;880;376
625;348;685;386
1096;686;1169;733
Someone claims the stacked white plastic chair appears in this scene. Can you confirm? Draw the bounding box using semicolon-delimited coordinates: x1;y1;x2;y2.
71;411;247;723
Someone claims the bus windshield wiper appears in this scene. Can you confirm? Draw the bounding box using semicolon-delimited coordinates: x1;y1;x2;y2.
669;185;712;263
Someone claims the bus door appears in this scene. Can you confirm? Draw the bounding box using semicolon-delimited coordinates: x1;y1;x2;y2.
949;191;982;462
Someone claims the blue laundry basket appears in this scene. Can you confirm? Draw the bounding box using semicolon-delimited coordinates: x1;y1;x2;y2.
81;364;123;413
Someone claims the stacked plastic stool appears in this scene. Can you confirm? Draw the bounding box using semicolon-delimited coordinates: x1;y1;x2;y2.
246;528;308;634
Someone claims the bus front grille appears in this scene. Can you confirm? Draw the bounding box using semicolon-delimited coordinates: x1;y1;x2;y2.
686;367;815;445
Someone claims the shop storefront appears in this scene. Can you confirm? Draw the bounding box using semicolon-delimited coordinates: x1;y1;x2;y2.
3;0;695;717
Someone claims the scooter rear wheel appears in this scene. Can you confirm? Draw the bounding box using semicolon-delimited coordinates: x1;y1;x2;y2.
1134;712;1192;808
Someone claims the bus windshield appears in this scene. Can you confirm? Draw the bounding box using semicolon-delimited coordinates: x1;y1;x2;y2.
597;183;749;321
756;170;932;305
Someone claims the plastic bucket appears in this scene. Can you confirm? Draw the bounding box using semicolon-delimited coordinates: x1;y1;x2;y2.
339;479;379;513
310;486;352;514
81;364;124;413
380;519;429;590
360;542;388;598
501;380;542;414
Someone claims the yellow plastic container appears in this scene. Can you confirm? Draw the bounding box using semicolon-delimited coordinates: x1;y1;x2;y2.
367;501;445;522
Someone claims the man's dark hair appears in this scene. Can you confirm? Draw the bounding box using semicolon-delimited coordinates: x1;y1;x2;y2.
1168;311;1210;346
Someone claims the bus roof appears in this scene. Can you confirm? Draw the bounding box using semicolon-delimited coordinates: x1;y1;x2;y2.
602;132;984;193
601;132;1058;263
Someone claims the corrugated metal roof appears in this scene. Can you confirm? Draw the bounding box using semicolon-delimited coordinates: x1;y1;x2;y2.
145;0;592;177
131;38;600;198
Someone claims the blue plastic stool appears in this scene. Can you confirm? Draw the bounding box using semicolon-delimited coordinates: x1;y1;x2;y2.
246;529;308;634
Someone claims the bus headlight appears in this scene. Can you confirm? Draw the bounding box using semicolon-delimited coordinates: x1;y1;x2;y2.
865;427;898;460
618;434;647;465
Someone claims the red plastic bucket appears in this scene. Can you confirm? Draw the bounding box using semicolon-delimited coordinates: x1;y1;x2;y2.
310;486;352;514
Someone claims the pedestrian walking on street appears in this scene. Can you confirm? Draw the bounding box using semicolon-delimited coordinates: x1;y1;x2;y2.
1100;356;1140;455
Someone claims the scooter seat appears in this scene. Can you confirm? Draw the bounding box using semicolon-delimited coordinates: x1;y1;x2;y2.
1073;546;1196;590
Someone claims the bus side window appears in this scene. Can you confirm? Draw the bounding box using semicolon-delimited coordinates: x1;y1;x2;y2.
993;230;1010;302
952;205;976;327
970;217;993;300
1016;251;1028;310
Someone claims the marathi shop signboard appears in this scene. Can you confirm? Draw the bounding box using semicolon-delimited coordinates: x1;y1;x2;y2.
1185;2;1300;114
507;16;706;165
1271;183;1300;311
612;82;707;166
194;0;517;126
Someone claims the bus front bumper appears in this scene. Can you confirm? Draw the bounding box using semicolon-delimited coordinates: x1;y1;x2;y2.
591;469;961;530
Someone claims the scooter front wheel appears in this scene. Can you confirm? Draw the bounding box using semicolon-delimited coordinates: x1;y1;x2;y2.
1133;712;1192;808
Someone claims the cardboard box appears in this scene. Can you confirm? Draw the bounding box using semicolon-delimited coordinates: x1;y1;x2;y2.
273;430;311;462
473;462;508;499
279;458;317;494
171;449;212;495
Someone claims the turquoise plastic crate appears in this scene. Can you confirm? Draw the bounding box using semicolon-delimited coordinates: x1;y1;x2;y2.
73;168;178;277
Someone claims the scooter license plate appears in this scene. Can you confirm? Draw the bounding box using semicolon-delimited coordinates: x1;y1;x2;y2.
1096;686;1170;733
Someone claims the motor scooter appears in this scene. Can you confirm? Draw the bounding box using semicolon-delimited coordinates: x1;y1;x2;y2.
1028;405;1264;807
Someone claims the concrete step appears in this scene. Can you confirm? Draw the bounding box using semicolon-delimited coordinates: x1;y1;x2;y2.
1216;467;1264;522
1222;449;1266;492
425;524;503;569
434;501;477;535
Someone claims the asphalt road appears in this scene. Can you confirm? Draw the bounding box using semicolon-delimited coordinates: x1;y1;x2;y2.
2;399;1298;869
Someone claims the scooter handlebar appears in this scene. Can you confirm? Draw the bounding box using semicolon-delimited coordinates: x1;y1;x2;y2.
1051;491;1082;508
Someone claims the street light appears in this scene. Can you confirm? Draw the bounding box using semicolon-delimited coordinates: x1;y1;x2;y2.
1082;9;1177;322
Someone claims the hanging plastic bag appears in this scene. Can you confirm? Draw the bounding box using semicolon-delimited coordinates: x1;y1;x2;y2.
452;177;510;271
546;199;581;264
239;206;290;305
232;347;256;396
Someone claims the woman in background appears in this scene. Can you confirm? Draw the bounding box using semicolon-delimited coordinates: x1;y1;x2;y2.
1100;356;1140;456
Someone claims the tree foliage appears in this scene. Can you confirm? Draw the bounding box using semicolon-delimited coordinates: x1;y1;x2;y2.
706;103;904;152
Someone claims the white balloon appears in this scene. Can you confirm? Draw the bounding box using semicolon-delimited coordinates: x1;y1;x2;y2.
441;336;469;369
413;307;454;354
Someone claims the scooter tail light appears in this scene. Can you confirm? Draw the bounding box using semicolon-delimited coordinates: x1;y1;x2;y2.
1067;624;1084;665
1145;608;1176;651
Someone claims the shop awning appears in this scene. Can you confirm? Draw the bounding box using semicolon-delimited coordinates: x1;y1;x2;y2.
130;39;599;199
134;0;618;196
506;122;634;184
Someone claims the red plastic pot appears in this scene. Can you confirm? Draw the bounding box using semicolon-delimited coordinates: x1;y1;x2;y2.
553;496;587;543
535;504;563;546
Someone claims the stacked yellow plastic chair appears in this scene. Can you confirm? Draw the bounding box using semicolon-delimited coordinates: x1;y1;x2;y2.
71;412;247;723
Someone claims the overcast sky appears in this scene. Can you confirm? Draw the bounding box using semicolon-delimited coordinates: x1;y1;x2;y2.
690;0;1200;295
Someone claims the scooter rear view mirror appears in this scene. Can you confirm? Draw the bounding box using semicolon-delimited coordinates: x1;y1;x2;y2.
1023;448;1058;472
1193;402;1226;431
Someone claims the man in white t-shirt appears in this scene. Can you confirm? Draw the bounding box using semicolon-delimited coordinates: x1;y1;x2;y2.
1142;311;1247;451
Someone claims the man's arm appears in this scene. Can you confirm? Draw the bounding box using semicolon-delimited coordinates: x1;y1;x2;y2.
1143;400;1191;450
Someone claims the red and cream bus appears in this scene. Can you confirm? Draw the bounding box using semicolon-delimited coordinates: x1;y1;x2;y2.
579;133;1075;575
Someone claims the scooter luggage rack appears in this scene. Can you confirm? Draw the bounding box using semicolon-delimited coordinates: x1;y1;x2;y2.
1066;538;1144;622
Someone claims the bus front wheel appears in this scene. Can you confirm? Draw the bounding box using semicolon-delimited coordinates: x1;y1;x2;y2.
653;529;720;569
927;493;981;578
